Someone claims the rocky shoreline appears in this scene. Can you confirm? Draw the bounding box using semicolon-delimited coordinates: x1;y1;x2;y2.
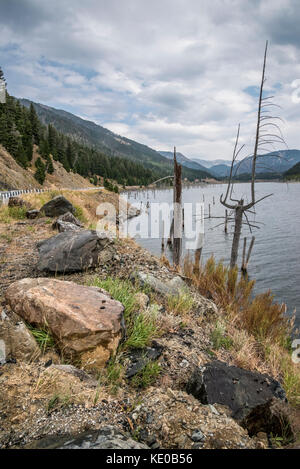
0;193;299;449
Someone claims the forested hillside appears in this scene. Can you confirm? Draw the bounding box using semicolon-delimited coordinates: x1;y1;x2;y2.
0;90;155;187
20;99;212;181
284;161;300;181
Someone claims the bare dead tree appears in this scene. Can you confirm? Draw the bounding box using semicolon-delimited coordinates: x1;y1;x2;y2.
220;41;286;269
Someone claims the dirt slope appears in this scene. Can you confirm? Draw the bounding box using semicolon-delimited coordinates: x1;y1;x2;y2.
0;145;93;191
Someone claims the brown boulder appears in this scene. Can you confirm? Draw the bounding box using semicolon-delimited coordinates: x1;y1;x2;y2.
5;278;125;370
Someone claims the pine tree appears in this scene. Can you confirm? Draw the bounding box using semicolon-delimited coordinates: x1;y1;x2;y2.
29;103;40;145
34;157;46;184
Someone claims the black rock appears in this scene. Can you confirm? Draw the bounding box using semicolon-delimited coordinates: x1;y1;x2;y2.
126;341;163;379
186;360;288;434
37;230;115;273
40;196;75;217
26;209;40;219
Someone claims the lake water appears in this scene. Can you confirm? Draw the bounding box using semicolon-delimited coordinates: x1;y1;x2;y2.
125;182;300;331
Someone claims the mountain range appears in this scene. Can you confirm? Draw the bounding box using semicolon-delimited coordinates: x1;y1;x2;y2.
17;99;300;180
19;99;211;181
162;150;300;178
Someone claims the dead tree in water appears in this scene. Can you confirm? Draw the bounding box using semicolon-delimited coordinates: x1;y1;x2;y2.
220;41;286;269
173;147;182;266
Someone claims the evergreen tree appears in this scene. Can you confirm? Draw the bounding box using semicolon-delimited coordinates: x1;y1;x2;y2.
34;157;46;184
29;103;40;145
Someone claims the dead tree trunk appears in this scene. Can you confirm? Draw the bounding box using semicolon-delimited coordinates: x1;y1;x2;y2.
230;201;243;269
173;147;182;266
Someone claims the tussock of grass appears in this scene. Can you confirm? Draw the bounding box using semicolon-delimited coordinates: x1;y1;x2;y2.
126;305;159;349
88;276;159;349
211;321;233;350
167;289;195;317
89;277;138;323
26;324;55;353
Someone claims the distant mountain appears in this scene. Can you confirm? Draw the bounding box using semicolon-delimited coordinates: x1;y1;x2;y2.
191;158;232;169
209;164;231;177
209;150;300;178
233;150;300;176
19;99;211;181
159;151;209;172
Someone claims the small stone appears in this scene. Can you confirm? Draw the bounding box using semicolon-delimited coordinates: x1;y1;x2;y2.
191;430;205;442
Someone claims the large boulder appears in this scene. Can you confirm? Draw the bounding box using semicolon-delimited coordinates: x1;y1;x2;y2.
25;426;149;449
5;278;125;369
186;361;288;435
40;196;75;217
36;230;115;273
0;309;40;363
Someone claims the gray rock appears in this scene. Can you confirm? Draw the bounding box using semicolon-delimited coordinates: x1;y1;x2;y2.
52;211;82;229
0;310;40;363
25;426;150;449
133;272;186;297
191;430;205;442
186;360;288;435
55;220;81;232
40;196;75;217
37;230;115;273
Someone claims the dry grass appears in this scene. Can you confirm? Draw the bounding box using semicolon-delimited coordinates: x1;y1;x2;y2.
20;188;132;230
183;255;300;407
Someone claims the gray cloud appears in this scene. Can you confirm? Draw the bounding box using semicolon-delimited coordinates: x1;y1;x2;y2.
0;0;299;159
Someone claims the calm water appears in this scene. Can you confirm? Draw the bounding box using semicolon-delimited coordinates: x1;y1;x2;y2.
125;182;300;330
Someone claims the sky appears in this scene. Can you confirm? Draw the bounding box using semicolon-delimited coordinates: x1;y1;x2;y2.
1;0;300;161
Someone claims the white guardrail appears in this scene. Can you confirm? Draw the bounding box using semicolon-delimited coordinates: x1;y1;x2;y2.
0;187;104;205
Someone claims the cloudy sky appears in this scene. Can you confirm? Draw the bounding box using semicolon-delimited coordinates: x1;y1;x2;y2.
1;0;300;160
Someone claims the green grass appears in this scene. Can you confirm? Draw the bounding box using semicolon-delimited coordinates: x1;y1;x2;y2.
89;277;159;349
89;277;139;323
167;289;195;316
0;205;27;223
73;205;87;224
88;277;161;389
130;361;161;389
26;324;55;353
211;321;233;350
125;305;159;349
